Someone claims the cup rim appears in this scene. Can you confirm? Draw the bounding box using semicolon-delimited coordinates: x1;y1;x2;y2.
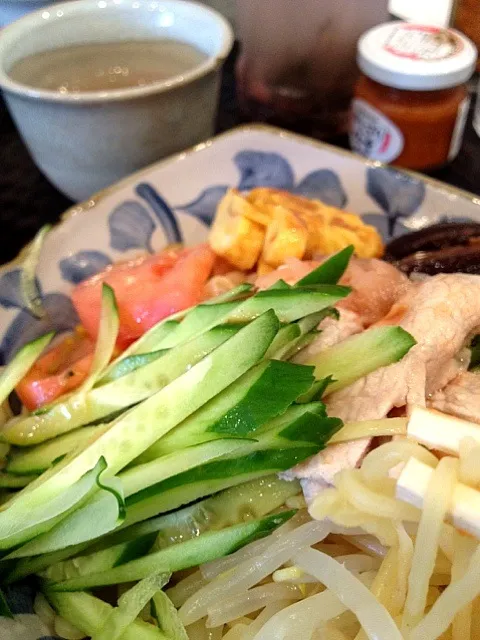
0;0;234;104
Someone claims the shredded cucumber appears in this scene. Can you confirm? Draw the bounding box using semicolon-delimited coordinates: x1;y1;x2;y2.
20;225;51;319
0;312;278;552
296;246;354;286
301;325;417;396
79;283;119;393
0;332;53;406
49;511;294;591
46;591;168;640
6;426;104;475
91;573;171;640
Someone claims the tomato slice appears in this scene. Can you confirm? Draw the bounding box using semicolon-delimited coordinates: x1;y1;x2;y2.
72;244;216;347
16;329;95;410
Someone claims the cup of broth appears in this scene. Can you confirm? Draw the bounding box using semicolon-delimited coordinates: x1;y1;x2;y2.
0;0;233;201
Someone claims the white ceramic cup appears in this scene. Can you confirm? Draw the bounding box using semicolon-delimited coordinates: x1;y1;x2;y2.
0;0;233;201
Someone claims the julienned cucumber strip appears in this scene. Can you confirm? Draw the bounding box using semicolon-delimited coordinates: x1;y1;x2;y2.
203;283;253;304
79;283;119;394
92;573;171;640
226;286;350;324
121;439;253;498
6;476;299;583
19;225;51;320
0;473;36;488
296;246;354;286
106;475;300;553
0;331;53;406
11;439;255;557
100;319;178;382
264;324;300;359
161;285;349;350
94;286;253;385
6;426;104;475
49;511;295;591
2;324;240;446
5;474;127;558
0;311;279;551
267;279;290;290
271;308;338;362
46;591;169;640
123;446;321;528
207;361;314;437
0;458;110;549
96;349;168;386
151;590;188;640
160;302;240;348
296;376;335;404
5;543;92;584
139;360;314;460
101;284;253;379
11;419;308;557
40;534;158;582
302;325;417;396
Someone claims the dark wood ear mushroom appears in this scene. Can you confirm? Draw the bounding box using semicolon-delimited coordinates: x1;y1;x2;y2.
384;223;480;275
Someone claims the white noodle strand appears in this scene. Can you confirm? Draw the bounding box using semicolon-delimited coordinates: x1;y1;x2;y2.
294;548;402;640
180;521;330;625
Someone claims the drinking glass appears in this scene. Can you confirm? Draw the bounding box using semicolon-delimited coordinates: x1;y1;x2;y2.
235;0;389;138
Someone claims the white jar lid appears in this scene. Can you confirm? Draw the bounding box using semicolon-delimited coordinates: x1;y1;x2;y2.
358;22;477;91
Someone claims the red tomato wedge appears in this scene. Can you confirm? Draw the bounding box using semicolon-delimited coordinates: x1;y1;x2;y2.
16;329;95;410
71;244;216;347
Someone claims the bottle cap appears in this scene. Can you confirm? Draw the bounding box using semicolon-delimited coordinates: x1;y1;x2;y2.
358;22;477;90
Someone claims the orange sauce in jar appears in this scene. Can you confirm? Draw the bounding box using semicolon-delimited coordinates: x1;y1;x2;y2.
350;23;477;171
355;76;469;170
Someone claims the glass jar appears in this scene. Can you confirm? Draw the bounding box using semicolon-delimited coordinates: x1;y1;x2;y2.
350;23;477;170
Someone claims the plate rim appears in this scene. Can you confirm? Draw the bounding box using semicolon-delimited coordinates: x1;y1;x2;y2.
4;122;479;272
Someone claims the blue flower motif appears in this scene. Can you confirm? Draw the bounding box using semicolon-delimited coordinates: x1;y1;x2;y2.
0;270;42;312
361;213;409;241
176;186;229;226
366;167;426;236
234;151;295;191
0;293;79;365
109;201;156;254
60;251;112;285
136;183;182;245
294;170;347;207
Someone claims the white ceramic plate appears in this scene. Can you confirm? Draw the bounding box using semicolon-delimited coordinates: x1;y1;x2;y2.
1;123;480;364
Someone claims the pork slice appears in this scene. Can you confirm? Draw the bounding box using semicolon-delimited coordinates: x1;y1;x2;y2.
429;370;480;424
288;273;480;502
327;273;480;422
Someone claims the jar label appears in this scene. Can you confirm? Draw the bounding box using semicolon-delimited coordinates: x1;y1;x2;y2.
350;99;404;163
449;96;471;160
384;25;462;61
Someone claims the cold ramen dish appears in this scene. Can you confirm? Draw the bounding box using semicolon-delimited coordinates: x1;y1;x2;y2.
0;189;480;640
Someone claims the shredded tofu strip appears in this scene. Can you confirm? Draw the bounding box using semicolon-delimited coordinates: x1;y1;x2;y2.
407;406;480;455
397;457;480;539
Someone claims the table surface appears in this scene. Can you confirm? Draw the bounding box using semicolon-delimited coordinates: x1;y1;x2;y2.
1;49;480;265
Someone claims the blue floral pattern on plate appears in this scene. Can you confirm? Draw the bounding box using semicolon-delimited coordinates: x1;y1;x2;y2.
0;132;478;369
366;166;426;236
60;251;112;285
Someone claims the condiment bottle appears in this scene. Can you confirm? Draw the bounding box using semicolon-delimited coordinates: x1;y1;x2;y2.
454;0;480;72
350;22;477;171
